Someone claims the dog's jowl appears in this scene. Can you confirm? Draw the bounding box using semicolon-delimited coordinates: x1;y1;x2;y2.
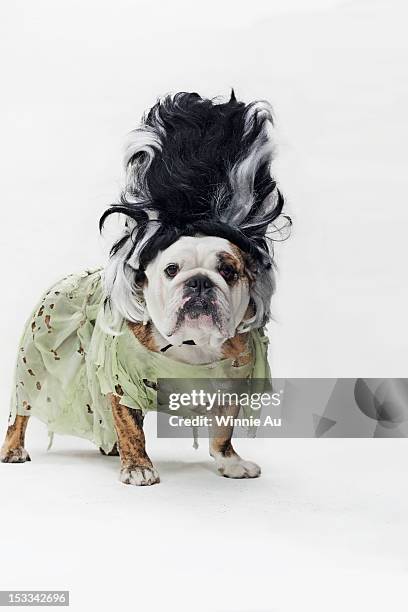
1;91;290;485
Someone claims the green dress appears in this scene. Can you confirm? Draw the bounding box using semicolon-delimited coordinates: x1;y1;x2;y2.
10;270;271;453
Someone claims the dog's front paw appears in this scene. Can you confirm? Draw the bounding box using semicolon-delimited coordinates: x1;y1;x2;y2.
0;446;31;463
119;465;160;486
216;456;261;479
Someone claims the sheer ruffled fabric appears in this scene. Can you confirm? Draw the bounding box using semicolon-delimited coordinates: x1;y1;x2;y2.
10;270;270;453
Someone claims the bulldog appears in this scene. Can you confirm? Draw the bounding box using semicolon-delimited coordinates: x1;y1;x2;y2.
1;91;289;486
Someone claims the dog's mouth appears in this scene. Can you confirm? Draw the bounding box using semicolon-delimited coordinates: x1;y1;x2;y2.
176;296;220;325
164;287;231;343
164;297;222;340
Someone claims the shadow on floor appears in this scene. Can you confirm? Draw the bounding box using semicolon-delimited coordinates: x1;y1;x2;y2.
30;448;217;476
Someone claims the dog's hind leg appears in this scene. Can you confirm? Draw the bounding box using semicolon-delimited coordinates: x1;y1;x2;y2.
109;394;160;486
209;405;261;479
0;415;31;463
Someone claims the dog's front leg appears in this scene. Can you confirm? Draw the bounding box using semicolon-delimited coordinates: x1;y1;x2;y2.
0;415;31;463
109;394;160;486
209;404;261;479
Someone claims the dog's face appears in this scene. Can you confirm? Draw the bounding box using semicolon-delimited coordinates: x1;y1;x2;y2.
143;236;253;347
101;93;286;339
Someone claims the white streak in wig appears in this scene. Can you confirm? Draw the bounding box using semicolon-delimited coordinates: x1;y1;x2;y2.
101;219;161;333
226;100;277;332
227;141;274;225
123;127;162;195
225;100;276;227
100;126;164;332
243;100;273;136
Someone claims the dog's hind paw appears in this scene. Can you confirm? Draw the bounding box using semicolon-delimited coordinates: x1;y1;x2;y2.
0;446;31;463
119;465;160;486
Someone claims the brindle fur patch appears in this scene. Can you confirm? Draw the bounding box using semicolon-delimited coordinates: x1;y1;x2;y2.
209;403;240;461
229;243;246;274
221;330;252;366
217;243;257;292
128;321;158;352
109;393;153;469
222;300;256;364
230;242;257;285
211;438;236;458
0;415;30;462
217;249;243;286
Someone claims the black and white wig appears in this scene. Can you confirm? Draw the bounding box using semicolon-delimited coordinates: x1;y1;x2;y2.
100;90;290;332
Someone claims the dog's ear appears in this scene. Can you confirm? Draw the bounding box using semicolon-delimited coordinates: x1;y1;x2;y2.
232;246;275;333
242;251;258;286
226;244;258;287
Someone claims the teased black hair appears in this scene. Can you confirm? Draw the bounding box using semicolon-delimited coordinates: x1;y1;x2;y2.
100;90;291;272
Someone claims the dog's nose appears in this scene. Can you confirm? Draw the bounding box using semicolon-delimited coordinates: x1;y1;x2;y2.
185;274;214;295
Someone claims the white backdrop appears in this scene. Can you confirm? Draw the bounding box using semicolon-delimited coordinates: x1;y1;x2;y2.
0;2;407;611
1;0;407;390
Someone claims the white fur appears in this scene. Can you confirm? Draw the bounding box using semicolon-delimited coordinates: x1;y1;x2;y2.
211;451;261;479
101;233;275;337
151;326;224;364
119;466;160;486
143;236;251;349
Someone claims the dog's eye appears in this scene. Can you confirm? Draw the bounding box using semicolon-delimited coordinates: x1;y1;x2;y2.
164;263;179;278
219;264;237;283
